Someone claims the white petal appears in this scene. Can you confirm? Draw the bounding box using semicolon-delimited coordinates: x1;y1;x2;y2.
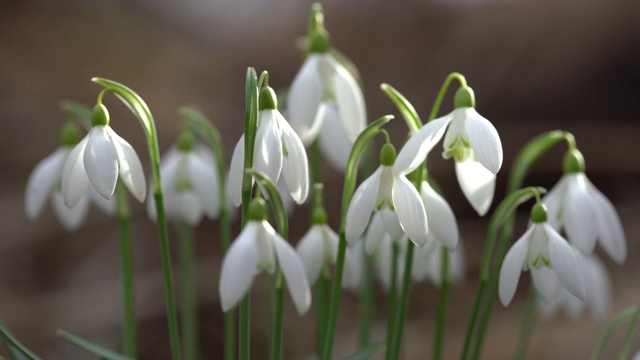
146;187;157;221
278;112;310;204
253;110;283;184
563;174;598;254
365;212;387;255
464;108;503;174
318;102;354;172
449;242;467;283
587;180;627;264
25;148;67;220
287;54;324;145
88;186;117;216
187;152;219;219
342;244;363;291
345;167;382;243
61;136;90;207
108;127;146;202
531;267;562;303
545;224;585;300
272;230;312;315
586;255;611;319
421;182;459;250
219;222;260;312
541;176;569;229
498;228;532;306
393;115;451;176
392;176;428;247
52;191;89;231
296;226;326;284
332;58;367;142
175;192;204;225
229;136;245;207
455;158;496;216
379;207;404;240
83;126;118;200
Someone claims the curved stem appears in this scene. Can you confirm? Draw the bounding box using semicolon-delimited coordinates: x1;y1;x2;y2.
591;307;637;360
427;72;467;122
515;289;537;360
385;242;400;359
115;182;136;358
434;248;450;360
359;248;374;349
178;222;198;360
387;241;415;360
618;305;640;359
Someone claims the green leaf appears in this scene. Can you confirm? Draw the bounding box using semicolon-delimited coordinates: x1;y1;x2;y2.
57;330;134;360
246;169;289;238
59;100;92;126
380;83;421;134
342;341;385;360
0;323;40;360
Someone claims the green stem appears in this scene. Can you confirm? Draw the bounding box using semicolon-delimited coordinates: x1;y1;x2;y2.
315;267;330;356
461;282;485;360
427;72;467;121
515;290;537;360
387;241;415;360
434;248;450;360
618;305;640;359
385;242;400;359
271;273;285;360
592;307;638;360
114;182;136;358
178;222;197;360
359;248;374;348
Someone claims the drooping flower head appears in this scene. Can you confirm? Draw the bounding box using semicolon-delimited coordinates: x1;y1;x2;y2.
397;85;503;216
219;198;311;314
229;86;310;207
61;104;146;207
499;203;585;306
25;121;116;231
542;148;627;264
147;131;219;225
287;4;366;171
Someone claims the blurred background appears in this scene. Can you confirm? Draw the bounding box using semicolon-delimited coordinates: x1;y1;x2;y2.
1;0;640;358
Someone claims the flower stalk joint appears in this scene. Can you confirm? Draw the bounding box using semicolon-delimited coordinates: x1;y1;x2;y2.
177;130;195;152
59;121;81;148
530;202;548;224
562;148;585;174
249;198;268;221
90;103;110;127
380;143;397;166
259;86;278;111
308;3;331;53
454;86;475;109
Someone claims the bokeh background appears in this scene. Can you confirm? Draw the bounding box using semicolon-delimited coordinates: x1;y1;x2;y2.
1;0;640;358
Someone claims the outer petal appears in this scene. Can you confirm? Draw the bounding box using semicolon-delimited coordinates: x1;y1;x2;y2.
421;182;459;250
228;136;245;207
546;224;585;300
392;176;429;247
455;158;496;216
88;186;117;216
84;126;119;200
379;207;404;240
393;115;451;176
345;167;382;243
61;136;90;207
531;267;562;303
563;174;598;254
219;222;260;312
108;127;146;202
287;54;324;145
52;191;89;231
175;192;204;225
296;226;326;284
464;108;503;174
272;231;312;315
365;212;387;255
588;180;627;264
254;110;283;184
318;102;354;172
498;229;531;306
187;152;219;219
278;112;310;204
541;175;569;229
332;58;366;141
342;243;363;292
25;148;67;219
587;255;611;319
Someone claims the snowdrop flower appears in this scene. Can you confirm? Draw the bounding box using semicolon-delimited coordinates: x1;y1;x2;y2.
296;207;359;289
229;86;309;207
413;241;466;287
219;198;311;314
147;133;219;225
397;86;503;216
25;122;116;231
61;104;146;207
539;254;611;319
499;203;585;306
345;143;431;248
287;5;366;171
542;148;627;264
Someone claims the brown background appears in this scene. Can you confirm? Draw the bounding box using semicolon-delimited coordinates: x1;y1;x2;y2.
1;0;639;358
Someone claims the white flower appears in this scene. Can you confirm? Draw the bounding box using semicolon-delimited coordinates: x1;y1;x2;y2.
345;143;434;248
61;111;146;207
499;219;585;306
397;100;503;216
542;171;627;264
26;145;117;231
414;241;467;287
419;181;459;250
147;145;219;225
296;223;360;290
287;53;366;170
219;218;311;315
229;106;309;207
539;253;611;319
